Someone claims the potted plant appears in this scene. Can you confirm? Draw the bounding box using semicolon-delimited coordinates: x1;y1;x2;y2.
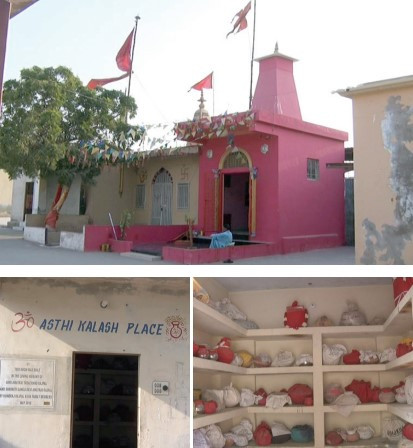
119;209;133;240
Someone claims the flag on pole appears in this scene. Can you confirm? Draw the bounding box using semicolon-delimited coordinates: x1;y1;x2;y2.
226;1;251;38
87;28;135;90
116;29;134;72
87;73;130;90
188;72;213;92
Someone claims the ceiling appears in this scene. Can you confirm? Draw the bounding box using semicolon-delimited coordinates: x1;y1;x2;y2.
210;277;392;292
10;0;38;18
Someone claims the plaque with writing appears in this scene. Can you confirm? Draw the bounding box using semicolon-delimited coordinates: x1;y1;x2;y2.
0;358;55;408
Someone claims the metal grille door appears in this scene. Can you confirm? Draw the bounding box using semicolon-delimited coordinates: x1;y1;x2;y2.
151;170;172;225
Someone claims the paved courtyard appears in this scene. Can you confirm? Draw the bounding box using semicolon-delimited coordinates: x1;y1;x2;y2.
0;228;355;265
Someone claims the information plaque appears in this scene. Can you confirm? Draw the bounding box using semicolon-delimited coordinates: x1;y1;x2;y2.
0;358;55;408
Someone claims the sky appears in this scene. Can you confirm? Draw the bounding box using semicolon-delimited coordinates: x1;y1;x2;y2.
5;0;413;147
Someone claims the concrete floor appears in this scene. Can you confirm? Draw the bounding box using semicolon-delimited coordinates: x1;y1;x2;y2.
0;227;355;265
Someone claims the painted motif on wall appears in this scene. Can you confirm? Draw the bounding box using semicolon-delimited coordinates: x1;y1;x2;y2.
164;315;188;342
361;96;413;264
10;311;187;342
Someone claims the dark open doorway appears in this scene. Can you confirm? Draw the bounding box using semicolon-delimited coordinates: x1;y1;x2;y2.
223;172;249;240
71;353;139;448
23;181;34;220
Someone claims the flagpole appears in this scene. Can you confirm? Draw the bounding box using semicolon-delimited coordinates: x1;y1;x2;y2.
120;14;140;197
127;15;140;99
248;0;257;109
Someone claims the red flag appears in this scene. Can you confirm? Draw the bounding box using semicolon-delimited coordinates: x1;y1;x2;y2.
87;72;129;90
227;1;251;38
116;29;134;72
189;72;213;92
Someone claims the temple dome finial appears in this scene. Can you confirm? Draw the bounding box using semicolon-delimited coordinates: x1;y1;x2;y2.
193;90;210;121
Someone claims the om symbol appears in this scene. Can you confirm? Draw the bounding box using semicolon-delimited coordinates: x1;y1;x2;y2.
11;312;34;332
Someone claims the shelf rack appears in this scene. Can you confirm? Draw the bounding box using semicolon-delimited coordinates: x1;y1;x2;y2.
193;283;413;448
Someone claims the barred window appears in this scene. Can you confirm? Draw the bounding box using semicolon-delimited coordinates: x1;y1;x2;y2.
177;183;189;209
136;184;145;208
307;158;320;180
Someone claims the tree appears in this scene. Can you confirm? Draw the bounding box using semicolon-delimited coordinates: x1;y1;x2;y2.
0;66;142;228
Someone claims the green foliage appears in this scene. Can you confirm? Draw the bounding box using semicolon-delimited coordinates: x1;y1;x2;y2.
0;66;141;186
119;209;133;240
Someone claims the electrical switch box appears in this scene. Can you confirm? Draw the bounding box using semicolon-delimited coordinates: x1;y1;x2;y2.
152;381;169;395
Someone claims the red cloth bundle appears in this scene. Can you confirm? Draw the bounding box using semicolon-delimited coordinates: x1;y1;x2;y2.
345;379;371;403
254;422;272;446
288;384;313;405
284;300;309;330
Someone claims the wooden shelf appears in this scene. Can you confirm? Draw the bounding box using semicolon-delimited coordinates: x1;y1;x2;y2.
386;350;413;370
322;364;386;372
193;357;247;374
193;407;246;429
193;357;314;374
194;299;247;337
387;403;413;424
339;439;398;447
247;442;314;447
247;405;314;414
323;403;388;413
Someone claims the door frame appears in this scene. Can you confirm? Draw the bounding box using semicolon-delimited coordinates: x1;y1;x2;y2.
216;149;256;236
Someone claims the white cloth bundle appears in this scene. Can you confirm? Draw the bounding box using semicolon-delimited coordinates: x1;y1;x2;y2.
323;344;347;365
239;388;257;407
215;297;247;320
194;429;212;448
271;350;295;367
224;433;248;447
405;374;413;405
204;425;226;448
230;419;253;441
223;383;241;408
357;425;375;440
360;350;380;364
380;347;397;363
265;392;292;409
331;391;361;417
382;416;404;441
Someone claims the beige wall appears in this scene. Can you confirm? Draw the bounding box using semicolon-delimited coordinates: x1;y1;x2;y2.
0;278;190;448
350;85;413;264
0;169;12;210
86;154;199;226
194;278;394;329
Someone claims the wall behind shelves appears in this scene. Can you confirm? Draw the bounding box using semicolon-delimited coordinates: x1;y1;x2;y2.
227;285;394;328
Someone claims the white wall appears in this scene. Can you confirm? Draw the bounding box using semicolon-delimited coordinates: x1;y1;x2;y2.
0;278;190;448
10;175;30;223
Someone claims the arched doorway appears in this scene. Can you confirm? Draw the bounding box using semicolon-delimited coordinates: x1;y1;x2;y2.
216;149;256;238
151;168;173;225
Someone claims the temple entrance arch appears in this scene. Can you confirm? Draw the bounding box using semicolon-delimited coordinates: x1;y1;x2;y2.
214;149;257;238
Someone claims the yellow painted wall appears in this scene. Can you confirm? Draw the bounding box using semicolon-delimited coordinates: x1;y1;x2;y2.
134;154;199;225
351;85;413;264
86;154;199;226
